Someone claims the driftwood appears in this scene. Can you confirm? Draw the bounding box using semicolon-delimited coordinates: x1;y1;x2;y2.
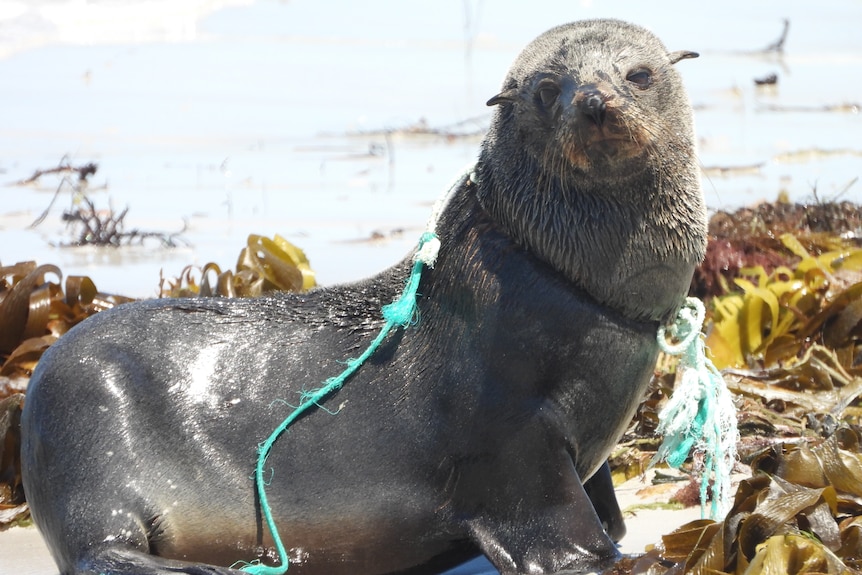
19;159;188;248
60;196;188;248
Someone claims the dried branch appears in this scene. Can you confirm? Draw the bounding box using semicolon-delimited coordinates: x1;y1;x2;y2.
762;18;790;53
26;160;99;228
61;197;188;248
16;159;97;187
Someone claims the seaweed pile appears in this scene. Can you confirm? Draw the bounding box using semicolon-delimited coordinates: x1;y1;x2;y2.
617;433;862;575
159;234;316;298
612;198;862;574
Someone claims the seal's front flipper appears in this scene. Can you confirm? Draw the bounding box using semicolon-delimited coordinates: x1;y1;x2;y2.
75;544;250;575
584;461;626;543
465;462;620;574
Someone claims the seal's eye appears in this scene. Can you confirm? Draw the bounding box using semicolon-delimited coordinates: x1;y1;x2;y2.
535;80;560;110
626;69;653;90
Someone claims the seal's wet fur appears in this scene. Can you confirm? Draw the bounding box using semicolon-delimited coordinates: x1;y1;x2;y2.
22;19;704;575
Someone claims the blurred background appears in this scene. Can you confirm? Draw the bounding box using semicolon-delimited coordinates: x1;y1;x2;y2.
1;0;860;296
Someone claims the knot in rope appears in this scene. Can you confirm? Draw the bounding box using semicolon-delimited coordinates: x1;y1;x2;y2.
414;231;441;267
657;298;705;355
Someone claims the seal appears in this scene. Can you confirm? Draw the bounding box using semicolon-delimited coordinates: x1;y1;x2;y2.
21;19;705;575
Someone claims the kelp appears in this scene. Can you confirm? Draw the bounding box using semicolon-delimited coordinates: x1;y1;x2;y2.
0;261;131;379
0;262;128;528
706;232;862;370
726;345;862;433
20;158;99;228
695;198;862;370
612;371;675;484
1;234;315;378
0;393;26;530
159;234;316;297
693;198;862;303
616;432;862;574
609;348;843;480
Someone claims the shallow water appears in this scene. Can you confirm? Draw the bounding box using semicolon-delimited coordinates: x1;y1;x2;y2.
1;0;860;296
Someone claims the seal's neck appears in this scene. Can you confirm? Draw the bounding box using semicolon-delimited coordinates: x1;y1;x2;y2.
471;156;706;323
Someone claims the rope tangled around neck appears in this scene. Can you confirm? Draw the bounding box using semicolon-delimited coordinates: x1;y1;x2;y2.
652;297;739;520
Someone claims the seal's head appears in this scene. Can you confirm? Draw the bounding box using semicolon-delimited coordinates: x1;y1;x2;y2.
477;19;706;323
486;19;698;179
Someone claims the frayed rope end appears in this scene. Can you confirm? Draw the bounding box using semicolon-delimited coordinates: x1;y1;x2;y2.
383;232;439;327
414;232;441;268
651;297;739;520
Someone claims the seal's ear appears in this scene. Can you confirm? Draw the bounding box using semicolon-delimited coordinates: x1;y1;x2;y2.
487;89;518;107
668;50;699;65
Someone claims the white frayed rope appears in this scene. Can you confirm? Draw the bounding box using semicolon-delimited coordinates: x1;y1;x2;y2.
652;297;739;520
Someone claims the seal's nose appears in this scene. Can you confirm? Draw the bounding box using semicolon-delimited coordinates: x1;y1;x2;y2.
579;92;607;126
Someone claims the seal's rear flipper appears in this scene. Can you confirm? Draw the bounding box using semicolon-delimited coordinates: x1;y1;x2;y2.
75;545;251;575
584;461;626;543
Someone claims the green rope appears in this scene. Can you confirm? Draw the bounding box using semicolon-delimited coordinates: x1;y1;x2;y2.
651;297;739;520
238;232;439;575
